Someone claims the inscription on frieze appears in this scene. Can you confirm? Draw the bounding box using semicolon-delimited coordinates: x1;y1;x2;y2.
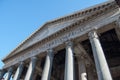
4;10;120;68
3;24;91;68
13;19;77;54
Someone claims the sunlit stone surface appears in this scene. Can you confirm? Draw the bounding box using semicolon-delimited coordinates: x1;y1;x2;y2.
1;0;120;80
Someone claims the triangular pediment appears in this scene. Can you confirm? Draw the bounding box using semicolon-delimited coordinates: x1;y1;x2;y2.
3;0;115;61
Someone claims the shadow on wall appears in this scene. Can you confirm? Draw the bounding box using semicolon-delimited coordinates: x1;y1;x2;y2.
115;0;120;7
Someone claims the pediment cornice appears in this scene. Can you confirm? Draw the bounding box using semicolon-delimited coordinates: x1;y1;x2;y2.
3;0;118;62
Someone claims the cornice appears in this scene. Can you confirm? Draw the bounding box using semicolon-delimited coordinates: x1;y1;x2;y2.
47;0;115;25
3;2;120;68
2;0;118;62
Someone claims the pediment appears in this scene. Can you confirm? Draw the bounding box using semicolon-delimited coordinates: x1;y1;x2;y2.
5;18;80;59
12;19;77;54
3;0;116;61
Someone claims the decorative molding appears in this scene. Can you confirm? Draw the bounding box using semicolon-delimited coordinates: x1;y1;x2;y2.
115;17;120;40
2;1;120;69
88;30;98;40
47;49;54;57
3;1;117;61
3;8;120;69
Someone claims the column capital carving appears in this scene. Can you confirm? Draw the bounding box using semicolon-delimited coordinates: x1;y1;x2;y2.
18;61;24;65
47;49;54;57
88;30;98;39
7;67;13;73
31;56;37;61
89;30;112;80
47;49;53;53
65;40;73;47
115;17;120;26
64;40;74;80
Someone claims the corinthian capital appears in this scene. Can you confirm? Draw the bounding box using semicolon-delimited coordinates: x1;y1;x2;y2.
88;30;98;39
65;40;73;47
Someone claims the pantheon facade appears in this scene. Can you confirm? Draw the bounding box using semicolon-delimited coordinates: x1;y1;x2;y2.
0;0;120;80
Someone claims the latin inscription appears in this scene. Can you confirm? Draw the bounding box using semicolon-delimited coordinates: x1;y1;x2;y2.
4;10;119;68
4;24;91;68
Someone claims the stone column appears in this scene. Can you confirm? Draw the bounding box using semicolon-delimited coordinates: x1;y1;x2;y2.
32;72;38;80
0;69;6;80
86;65;97;80
88;31;112;80
24;57;37;80
115;18;120;40
5;67;13;80
78;57;87;80
64;41;75;80
13;62;24;80
41;49;54;80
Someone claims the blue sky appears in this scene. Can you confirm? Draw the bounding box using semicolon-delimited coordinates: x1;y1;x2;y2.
0;0;107;69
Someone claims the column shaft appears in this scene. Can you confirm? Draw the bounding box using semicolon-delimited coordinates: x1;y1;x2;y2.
24;57;37;80
5;67;13;80
88;31;112;80
13;62;24;80
41;49;54;80
32;72;37;80
0;70;6;80
78;58;87;80
64;41;74;80
115;19;120;40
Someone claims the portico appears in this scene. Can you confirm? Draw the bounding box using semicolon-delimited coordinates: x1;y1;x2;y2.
1;0;120;80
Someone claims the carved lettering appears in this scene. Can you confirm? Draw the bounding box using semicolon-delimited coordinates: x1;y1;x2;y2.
4;25;92;69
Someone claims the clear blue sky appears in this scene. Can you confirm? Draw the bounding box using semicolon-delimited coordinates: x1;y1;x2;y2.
0;0;107;69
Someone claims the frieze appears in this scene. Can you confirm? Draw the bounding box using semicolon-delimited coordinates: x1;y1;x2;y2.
3;1;116;61
9;18;77;57
3;22;91;69
3;10;120;69
3;2;119;69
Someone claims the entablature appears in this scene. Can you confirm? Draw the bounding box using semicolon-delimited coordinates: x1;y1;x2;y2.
2;0;120;69
3;4;120;69
3;0;117;61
